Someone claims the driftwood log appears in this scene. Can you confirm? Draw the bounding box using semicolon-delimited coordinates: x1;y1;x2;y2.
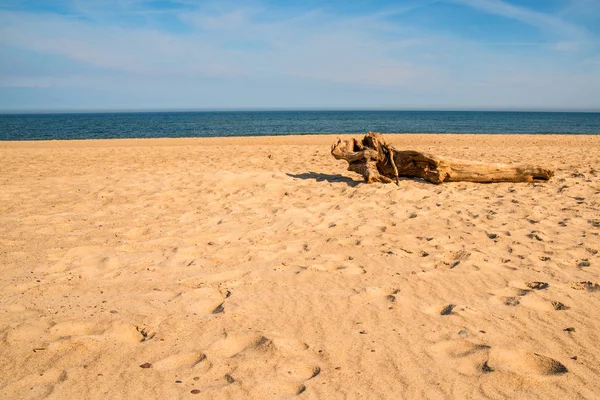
331;132;554;184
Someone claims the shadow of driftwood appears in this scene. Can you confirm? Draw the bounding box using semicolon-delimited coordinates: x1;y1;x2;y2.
287;172;361;187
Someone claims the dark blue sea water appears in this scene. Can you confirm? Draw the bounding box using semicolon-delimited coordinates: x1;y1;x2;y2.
1;110;599;140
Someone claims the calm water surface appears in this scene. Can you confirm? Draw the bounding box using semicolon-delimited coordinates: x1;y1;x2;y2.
1;110;599;140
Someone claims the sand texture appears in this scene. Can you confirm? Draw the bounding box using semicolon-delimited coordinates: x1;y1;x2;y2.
1;134;599;399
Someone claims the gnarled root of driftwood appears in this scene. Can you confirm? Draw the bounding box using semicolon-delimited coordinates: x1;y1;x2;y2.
331;132;554;185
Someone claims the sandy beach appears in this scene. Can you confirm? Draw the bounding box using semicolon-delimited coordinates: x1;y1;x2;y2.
1;133;599;399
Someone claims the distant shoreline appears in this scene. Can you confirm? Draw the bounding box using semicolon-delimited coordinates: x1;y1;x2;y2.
2;133;599;148
3;132;600;145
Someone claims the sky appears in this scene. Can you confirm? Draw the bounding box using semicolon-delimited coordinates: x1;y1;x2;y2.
0;0;599;111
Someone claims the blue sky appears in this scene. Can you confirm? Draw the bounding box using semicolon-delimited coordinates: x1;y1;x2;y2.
0;0;599;111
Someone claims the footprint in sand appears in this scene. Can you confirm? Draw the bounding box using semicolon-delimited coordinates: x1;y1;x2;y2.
207;332;276;358
178;269;251;288
278;362;321;381
429;339;491;375
488;285;532;307
171;287;230;315
430;339;568;377
45;246;121;279
157;246;200;270
152;352;209;371
104;322;157;343
487;350;568;376
206;333;312;359
443;249;471;269
335;264;367;275
46;321;154;344
517;295;569;312
278;263;309;276
570;281;600;292
46;320;105;339
202;331;321;396
3;368;68;398
350;287;400;309
296;253;367;276
489;282;567;311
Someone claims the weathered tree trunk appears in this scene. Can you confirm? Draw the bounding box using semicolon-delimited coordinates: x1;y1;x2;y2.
331;132;554;184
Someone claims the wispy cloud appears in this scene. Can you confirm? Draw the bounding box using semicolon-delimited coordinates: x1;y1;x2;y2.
0;0;598;110
0;6;425;87
450;0;588;40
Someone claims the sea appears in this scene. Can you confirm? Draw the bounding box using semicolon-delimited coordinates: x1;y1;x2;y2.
1;110;599;141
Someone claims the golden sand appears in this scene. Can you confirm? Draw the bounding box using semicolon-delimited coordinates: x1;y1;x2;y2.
1;134;599;399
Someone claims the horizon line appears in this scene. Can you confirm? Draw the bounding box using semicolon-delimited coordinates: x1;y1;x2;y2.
2;107;600;115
